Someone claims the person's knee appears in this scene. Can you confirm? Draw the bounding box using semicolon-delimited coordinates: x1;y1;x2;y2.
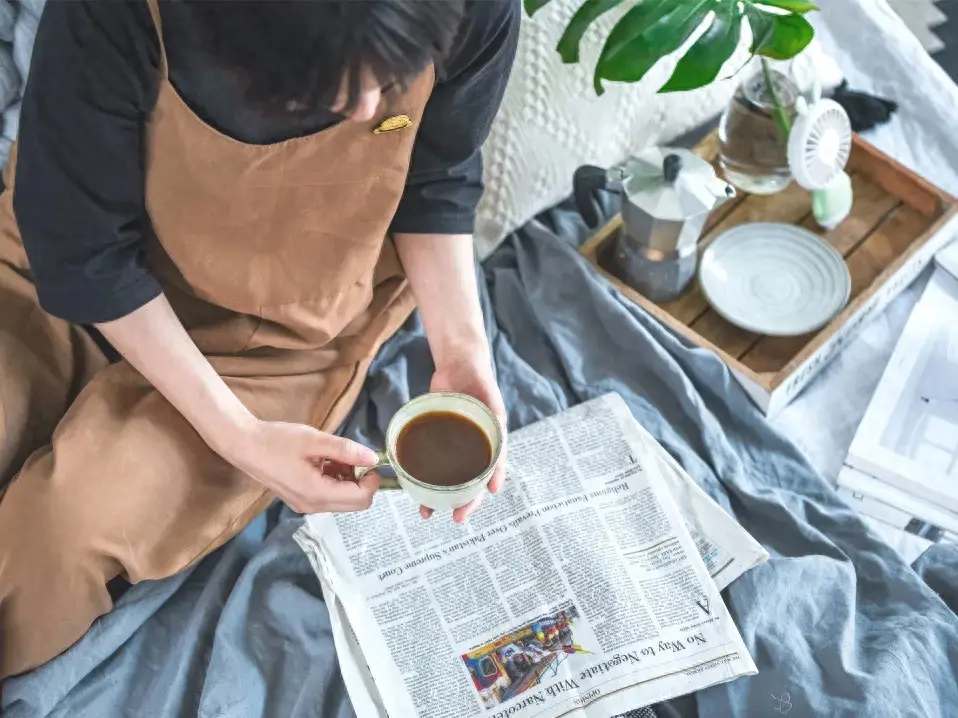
0;504;113;679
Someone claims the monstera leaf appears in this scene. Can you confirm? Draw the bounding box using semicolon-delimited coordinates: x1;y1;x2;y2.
524;0;817;94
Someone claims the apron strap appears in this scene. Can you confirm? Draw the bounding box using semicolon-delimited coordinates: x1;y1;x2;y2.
144;0;169;79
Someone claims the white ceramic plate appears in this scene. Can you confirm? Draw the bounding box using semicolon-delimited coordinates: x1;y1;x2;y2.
699;223;851;336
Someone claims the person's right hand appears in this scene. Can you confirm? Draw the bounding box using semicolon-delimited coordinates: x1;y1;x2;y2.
219;419;381;514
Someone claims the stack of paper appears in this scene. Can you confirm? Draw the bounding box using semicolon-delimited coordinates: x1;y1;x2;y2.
936;238;958;281
838;265;958;547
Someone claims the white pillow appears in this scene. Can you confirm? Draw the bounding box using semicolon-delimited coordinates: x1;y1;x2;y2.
475;0;843;258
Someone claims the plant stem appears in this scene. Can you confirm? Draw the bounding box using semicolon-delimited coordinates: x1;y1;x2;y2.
761;58;793;144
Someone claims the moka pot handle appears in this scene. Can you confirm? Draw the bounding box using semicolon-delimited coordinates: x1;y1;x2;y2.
573;165;609;230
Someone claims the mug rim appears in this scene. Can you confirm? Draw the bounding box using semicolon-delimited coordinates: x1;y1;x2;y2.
385;391;504;493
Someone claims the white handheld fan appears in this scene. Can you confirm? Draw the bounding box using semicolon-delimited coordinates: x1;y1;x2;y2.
787;82;854;229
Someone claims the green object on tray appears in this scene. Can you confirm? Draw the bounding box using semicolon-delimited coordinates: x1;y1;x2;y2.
812;170;854;230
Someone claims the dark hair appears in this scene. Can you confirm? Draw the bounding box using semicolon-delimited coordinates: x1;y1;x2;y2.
184;0;465;116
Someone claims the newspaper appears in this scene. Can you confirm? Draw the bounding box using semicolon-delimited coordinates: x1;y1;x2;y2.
295;393;767;718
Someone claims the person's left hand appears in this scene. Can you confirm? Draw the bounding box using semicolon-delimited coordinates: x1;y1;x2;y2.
425;355;507;523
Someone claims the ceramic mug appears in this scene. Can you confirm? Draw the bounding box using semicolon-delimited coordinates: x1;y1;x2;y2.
354;392;504;511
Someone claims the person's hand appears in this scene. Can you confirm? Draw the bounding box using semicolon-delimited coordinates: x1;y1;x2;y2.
427;355;508;523
219;418;381;514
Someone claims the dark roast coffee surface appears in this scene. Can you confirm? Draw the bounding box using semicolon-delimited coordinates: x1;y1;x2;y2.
396;411;491;487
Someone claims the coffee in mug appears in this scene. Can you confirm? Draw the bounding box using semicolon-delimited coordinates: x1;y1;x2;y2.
355;392;504;510
396;411;492;487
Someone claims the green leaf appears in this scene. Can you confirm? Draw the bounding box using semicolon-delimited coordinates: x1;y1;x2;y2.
567;0;817;95
595;0;712;92
745;5;775;54
524;0;553;16
752;12;814;59
598;0;689;68
756;0;818;13
557;0;625;64
660;6;743;93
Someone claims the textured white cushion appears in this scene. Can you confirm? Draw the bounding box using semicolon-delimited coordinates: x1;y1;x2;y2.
475;0;843;258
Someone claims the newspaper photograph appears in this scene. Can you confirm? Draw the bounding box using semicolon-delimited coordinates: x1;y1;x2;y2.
296;393;764;718
462;603;589;710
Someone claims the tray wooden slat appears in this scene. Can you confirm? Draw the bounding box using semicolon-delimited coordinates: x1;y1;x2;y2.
580;130;958;403
690;310;760;359
846;140;943;217
797;174;900;255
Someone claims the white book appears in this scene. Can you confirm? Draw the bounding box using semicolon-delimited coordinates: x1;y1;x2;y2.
936;238;958;281
845;268;958;515
836;485;914;530
836;465;958;536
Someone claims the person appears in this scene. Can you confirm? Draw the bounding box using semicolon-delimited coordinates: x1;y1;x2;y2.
0;0;518;680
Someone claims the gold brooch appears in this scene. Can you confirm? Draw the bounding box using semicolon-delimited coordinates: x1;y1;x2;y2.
373;114;412;134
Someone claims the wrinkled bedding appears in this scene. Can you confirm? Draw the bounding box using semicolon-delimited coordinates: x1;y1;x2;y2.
0;0;43;167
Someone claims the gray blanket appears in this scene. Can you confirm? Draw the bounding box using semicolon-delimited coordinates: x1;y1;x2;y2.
0;0;44;168
3;199;957;718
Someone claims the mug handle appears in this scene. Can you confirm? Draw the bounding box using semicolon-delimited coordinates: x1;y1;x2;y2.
354;450;402;491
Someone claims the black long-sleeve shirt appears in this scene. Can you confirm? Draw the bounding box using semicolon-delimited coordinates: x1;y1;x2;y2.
13;0;519;324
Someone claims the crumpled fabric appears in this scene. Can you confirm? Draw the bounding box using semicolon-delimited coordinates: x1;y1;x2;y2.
0;0;16;43
0;0;43;169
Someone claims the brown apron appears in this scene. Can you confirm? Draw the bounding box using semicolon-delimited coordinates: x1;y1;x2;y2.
0;0;432;678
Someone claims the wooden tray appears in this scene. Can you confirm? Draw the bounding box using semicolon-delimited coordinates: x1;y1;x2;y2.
581;131;958;416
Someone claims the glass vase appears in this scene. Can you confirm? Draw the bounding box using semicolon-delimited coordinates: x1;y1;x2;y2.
718;62;800;195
